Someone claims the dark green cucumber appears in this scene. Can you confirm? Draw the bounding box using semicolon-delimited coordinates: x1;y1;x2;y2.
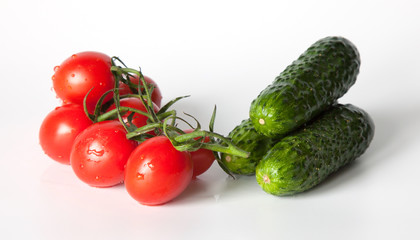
250;36;360;137
255;104;374;196
220;119;279;175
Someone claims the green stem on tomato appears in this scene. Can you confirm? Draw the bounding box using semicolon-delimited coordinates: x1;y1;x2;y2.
156;95;190;115
173;130;249;158
199;142;249;159
110;61;249;169
209;105;216;133
110;66;132;132
92;89;114;122
96;107;153;122
156;110;177;122
83;87;95;121
137;70;162;124
110;66;140;77
126;122;163;139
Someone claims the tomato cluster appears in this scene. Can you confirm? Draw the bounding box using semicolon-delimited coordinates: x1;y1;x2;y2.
39;51;220;205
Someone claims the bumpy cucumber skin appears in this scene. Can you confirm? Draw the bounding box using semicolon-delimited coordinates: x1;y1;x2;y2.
220;119;279;175
255;104;374;196
250;36;360;137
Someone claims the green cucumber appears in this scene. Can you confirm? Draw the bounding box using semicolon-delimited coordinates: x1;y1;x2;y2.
255;104;374;196
220;119;279;175
250;36;360;137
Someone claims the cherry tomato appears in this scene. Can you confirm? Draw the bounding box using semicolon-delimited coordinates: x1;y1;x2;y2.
70;120;138;188
184;129;215;178
107;97;159;129
119;75;162;107
125;136;193;205
39;104;92;164
52;51;115;111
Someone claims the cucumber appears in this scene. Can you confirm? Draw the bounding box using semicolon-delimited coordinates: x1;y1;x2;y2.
220;119;279;175
250;36;360;137
255;104;374;196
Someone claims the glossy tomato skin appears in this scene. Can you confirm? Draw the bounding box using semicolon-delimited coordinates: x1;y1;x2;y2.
39;104;92;164
107;97;159;129
119;75;162;107
125;136;193;205
70;121;138;188
184;129;215;178
52;51;115;111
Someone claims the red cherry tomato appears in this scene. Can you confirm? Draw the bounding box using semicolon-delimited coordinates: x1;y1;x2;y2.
70;121;138;187
107;97;159;129
125;136;193;205
184;129;215;178
39;104;92;164
119;75;162;107
52;51;115;111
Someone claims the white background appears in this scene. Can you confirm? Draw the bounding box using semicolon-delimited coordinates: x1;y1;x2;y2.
1;0;420;239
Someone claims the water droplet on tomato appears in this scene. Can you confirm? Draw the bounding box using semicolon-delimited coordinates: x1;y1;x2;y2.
87;148;104;157
99;82;103;86
136;173;144;180
72;54;77;59
95;176;100;180
84;78;88;82
80;164;84;169
54;66;60;72
147;162;154;170
71;73;75;77
51;75;55;80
